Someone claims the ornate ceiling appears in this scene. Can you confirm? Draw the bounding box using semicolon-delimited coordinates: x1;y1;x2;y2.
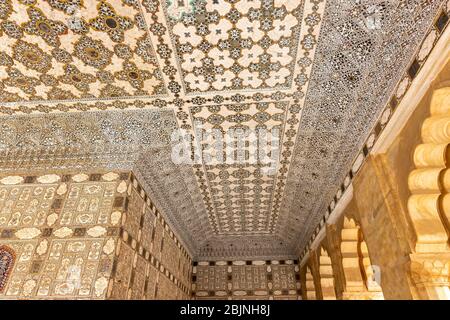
0;0;447;260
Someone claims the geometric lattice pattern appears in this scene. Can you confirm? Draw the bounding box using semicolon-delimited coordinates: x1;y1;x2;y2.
0;0;166;102
168;0;305;93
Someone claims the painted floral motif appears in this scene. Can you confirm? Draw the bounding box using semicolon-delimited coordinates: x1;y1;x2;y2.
100;84;128;98
0;0;12;20
22;6;68;46
4;68;40;95
12;39;52;73
115;60;152;89
135;33;158;64
51;48;72;63
44;0;83;14
89;1;133;43
0;90;20;102
73;36;113;69
59;64;96;92
47;87;76;100
0;0;166;102
1;20;24;39
0;51;13;66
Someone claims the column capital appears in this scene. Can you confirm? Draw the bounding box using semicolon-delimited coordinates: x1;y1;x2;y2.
410;253;450;287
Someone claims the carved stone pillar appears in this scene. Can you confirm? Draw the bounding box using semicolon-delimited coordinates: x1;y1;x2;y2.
319;248;336;299
340;217;365;299
305;267;316;300
407;87;450;298
340;217;384;299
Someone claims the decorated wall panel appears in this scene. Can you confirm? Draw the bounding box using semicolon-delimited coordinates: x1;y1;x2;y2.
107;173;192;300
0;171;193;300
0;171;128;299
192;260;300;300
161;233;180;278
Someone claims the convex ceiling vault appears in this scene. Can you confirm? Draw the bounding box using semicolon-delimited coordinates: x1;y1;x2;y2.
0;0;446;260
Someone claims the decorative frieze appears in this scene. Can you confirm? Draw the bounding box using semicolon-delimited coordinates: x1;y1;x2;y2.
192;260;300;300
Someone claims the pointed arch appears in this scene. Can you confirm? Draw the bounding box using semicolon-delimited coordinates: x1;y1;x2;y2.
0;245;16;293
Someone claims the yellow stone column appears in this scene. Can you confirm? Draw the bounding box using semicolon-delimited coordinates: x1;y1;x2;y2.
340;218;365;299
407;87;450;299
305;266;316;300
319;248;336;299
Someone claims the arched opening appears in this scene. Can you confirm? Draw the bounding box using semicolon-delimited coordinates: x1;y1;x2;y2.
0;245;15;293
